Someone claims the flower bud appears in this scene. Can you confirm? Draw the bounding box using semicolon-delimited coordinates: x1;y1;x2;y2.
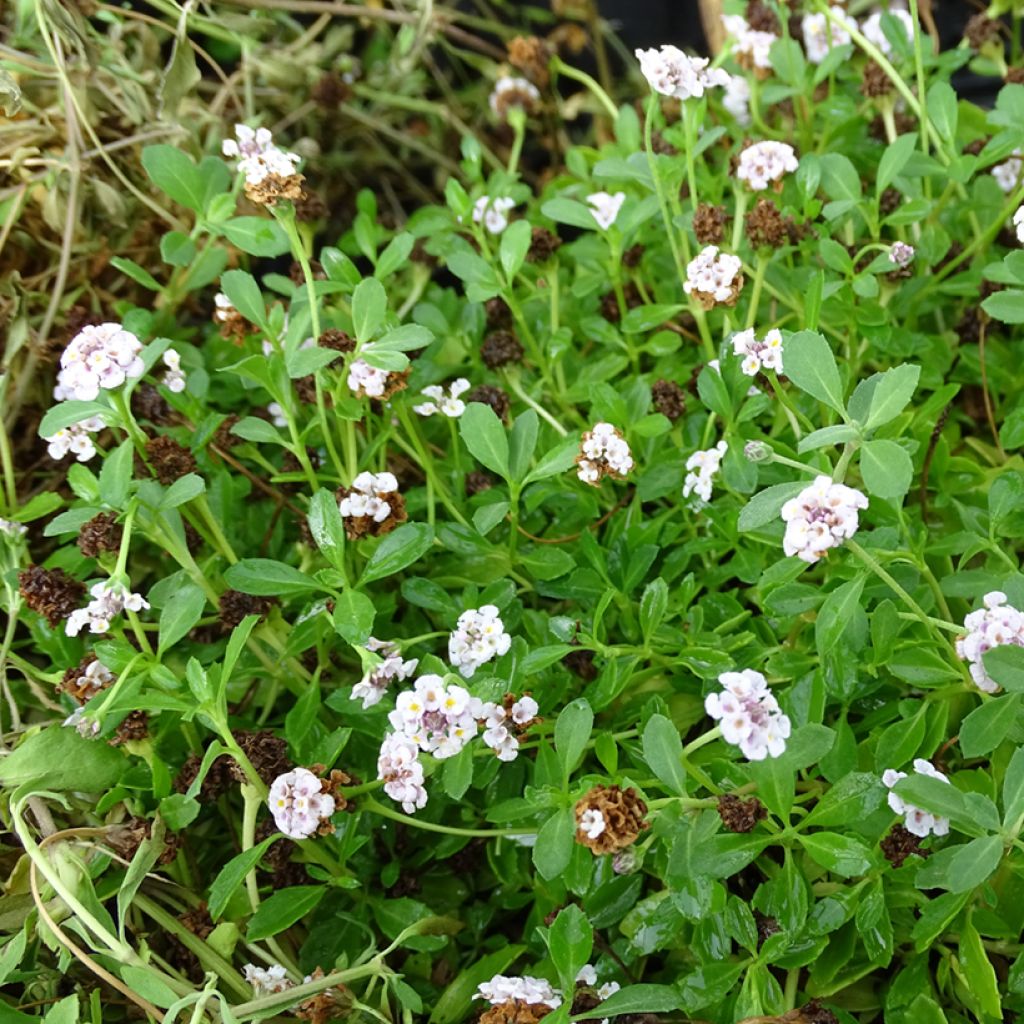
744;440;773;463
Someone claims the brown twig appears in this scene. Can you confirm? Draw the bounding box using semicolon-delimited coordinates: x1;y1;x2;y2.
918;402;951;521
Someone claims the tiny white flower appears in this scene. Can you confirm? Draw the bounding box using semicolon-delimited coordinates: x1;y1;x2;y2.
889;241;915;267
683;440;728;505
801;7;857;64
54;323;144;402
243;964;293;996
705;668;791;761
471;196;516;235
413;378;471;418
736;141;799;192
449;605;511;678
861;8;914;57
223;124;301;189
780;475;868;563
882;758;950;838
578;807;606;839
577;422;633;485
586;191;626;231
635;46;731;100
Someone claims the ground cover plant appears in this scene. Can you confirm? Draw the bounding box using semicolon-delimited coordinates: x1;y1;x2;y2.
4;0;1024;1022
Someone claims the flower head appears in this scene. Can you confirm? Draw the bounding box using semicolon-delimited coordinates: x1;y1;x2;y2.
65;582;150;637
347;358;405;400
476;976;562;1010
54;323;144;402
635;46;731;100
683;440;728;504
882;758;950;838
731;327;783;375
722;15;777;73
489;76;541;120
351;638;419;708
44;416;105;463
722;74;751;126
223;124;301;197
338;472;406;539
586;191;626;231
377;731;428;813
956;591;1024;693
449;606;512;678
889;241;915;267
472;196;516;235
705;668;791;761
0;518;27;539
780;475;868;563
684;246;744;309
801;7;857;64
413;378;472;418
993;152;1023;193
268;766;336;839
243;964;293;996
479;694;538;761
736;141;799;192
161;349;187;393
577;422;633;485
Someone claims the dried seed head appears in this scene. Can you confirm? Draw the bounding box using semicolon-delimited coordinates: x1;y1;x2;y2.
526;227;563;263
110;710;149;746
622;243;645;268
146;435;196;485
319;328;356;353
651;379;687;422
479;1001;553;1024
466;470;494;496
745;198;787;249
231;729;293;786
693;203;728;245
485;297;514;330
310;71;352;107
880;822;931;868
481;330;524;368
467;384;511;424
964;13;1002;50
245;171;306;207
294;189;328;223
219;589;277;629
861;60;893;98
574;784;649;855
716;793;767;833
18;566;85;626
131;383;172;425
879;186;902;215
562;648;598;681
77;512;123;558
507;35;553;87
175;751;234;802
1007;67;1024;85
745;0;780;33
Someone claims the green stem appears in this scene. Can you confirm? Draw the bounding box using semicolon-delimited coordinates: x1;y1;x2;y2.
362;797;536;838
551;56;618;121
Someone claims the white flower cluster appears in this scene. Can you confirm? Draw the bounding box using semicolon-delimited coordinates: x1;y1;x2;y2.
54;322;144;402
578;807;605;839
586;191;626;231
66;582;150;637
862;9;914;57
577;422;634;485
781;475;868;563
413;378;471;418
44;416;105;463
489;76;540;116
480;694;538;761
378;732;428;813
732;327;783;376
389;674;481;759
683;440;728;503
956;591;1024;693
161;349;186;393
63;706;101;739
705;668;791;761
882;758;950;838
801;7;857;63
576;965;621;1001
347;358;394;399
67;658;114;697
722;14;776;72
214;292;236;324
472;196;516;235
339;471;400;525
635;46;730;100
449;605;512;678
351;637;418;709
890;241;915;267
477;975;562;1010
0;518;27;538
243;964;293;996
737;141;799;192
222;124;300;189
1014;205;1024;245
268;766;336;840
684;246;743;305
993;152;1022;193
722;75;751;126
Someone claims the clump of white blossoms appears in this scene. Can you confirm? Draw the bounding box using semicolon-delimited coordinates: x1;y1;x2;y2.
586;191;626;230
890;241;915;267
731;327;783;376
472;195;516;235
576;422;634;486
575;965;621;1001
882;758;951;838
339;472;399;526
489;76;541;120
389;674;483;759
801;7;857;63
347;358;397;400
44;416;105;463
992;150;1022;193
0;518;26;538
683;440;728;503
1014;205;1024;245
955;591;1024;694
479;694;538;761
862;8;914;57
413;378;471;418
54;323;144;402
267;766;336;839
722;75;751;126
67;658;114;698
377;732;428;813
161;350;186;393
722;14;776;73
476;975;562;1010
578;807;606;840
351;637;418;709
705;668;792;761
243;964;293;996
635;46;731;100
737;141;799;192
449;605;512;678
65;582;150;637
684;245;744;309
781;475;869;563
222;124;300;190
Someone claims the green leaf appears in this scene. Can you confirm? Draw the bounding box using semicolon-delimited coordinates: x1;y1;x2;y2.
583;985;681;1017
352;277;388;343
246;885;326;940
621;304;684;333
500;219;532;280
360;523;435;585
208;835;278;919
286;345;339;379
782;330;845;413
220;269;267;330
442;744;474;800
221;217;290;257
860;439;913;499
798;832;873;877
926;81;958;144
230;417;286;445
815;576;865;651
99;440;134;510
983;644;1024;691
38;401;114;438
160;231;196;267
1003;745;1024;828
376;233;415;280
892;775;995;836
307;489;346;566
110;257;161;291
158;583;206;654
960;916;1002;1018
642;714;687;796
459;403;509;480
554;698;593;782
864;364;920;430
738;481;808;532
982;289;1024;325
473;501;509;536
946;835;1004;893
0;726;125;792
803;772;885;827
546;904;593;994
960;693;1021;758
369;324;433;353
540;196;600;229
877;133;917;193
333;589;376;644
532;806;575;880
508;409;539;482
223;558;322;597
797;424;860;453
43;995;80;1024
141;144;206;212
525;436;581;484
160;473;205;508
119;967;180;1010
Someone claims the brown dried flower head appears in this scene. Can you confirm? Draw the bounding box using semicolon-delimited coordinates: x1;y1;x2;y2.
480;1001;553;1024
508;35;553;87
245;171;305;207
481;330;524;369
77;512;123;558
693;203;728;246
146;435;197;485
574;784;649;855
651;379;686;422
717;793;767;833
18;566;85;626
